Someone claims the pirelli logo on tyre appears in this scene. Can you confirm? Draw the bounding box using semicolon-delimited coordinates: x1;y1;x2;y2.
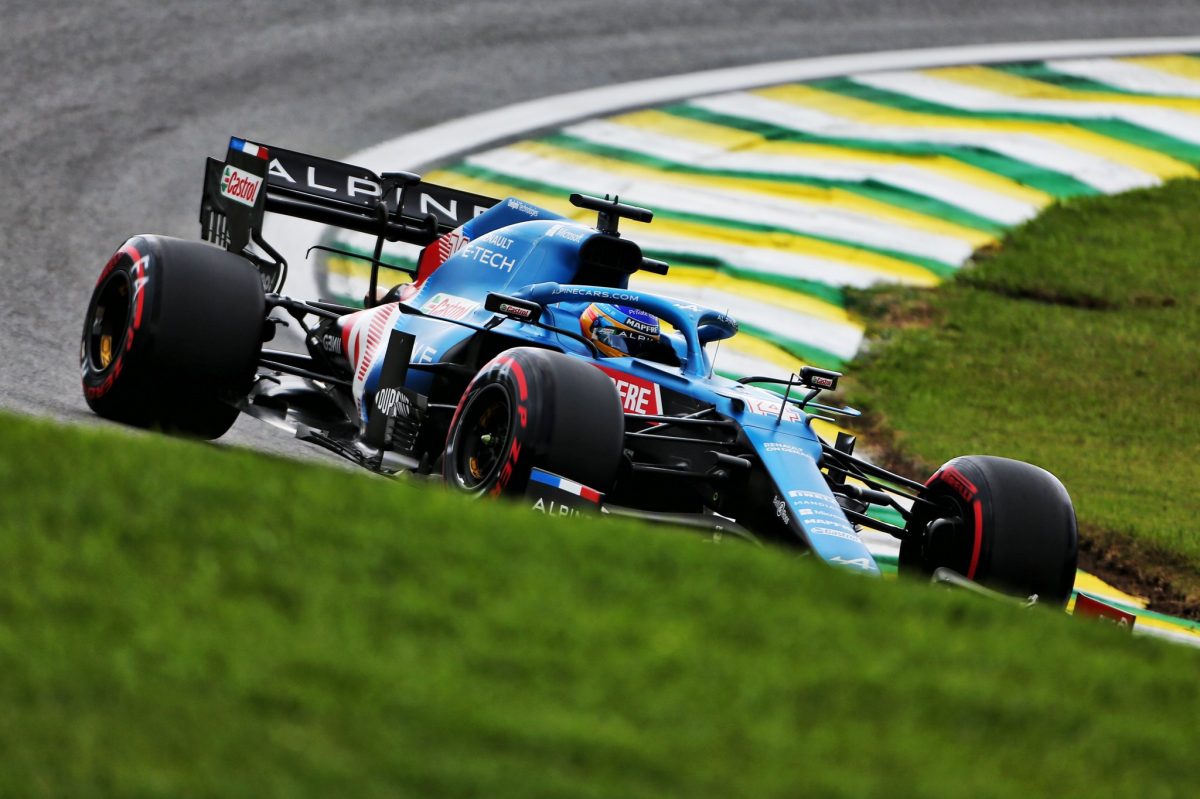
939;466;978;502
220;165;263;207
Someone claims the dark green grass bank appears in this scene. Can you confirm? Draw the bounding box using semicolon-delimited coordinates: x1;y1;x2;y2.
2;412;1200;797
847;179;1200;612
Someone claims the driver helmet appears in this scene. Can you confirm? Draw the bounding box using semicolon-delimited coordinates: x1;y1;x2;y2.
581;303;663;359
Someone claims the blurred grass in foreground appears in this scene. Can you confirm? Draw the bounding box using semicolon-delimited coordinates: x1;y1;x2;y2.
0;411;1198;798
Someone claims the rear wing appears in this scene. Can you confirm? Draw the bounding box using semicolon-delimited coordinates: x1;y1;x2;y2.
200;137;498;293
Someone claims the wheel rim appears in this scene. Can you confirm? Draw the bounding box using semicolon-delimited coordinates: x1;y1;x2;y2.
86;270;133;374
911;492;972;575
452;384;514;491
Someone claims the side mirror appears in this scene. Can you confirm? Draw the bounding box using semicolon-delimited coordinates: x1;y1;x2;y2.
800;366;841;391
484;293;542;324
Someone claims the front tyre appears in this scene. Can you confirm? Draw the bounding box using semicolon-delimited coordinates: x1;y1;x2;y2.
80;235;265;439
444;348;624;497
900;455;1078;606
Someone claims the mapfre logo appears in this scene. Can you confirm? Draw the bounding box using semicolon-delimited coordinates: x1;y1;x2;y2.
595;365;662;416
220;165;262;207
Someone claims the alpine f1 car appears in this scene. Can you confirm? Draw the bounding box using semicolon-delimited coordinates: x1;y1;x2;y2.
80;138;1079;604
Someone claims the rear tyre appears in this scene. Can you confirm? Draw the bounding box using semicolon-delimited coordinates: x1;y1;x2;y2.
444;347;624;497
80;235;266;439
900;455;1078;606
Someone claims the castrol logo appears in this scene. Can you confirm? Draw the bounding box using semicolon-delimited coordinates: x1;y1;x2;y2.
220;165;262;207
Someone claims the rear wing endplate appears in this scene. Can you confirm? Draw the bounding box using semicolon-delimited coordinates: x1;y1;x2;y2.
200;136;498;293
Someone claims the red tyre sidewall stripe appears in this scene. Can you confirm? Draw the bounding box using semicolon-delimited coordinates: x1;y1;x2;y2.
926;466;984;580
95;251;121;288
444;352;529;485
486;355;529;496
131;248;146;333
967;498;984;580
84;242;144;400
496;354;528;401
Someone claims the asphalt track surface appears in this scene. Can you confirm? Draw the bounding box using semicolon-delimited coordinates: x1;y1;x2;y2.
3;1;1199;462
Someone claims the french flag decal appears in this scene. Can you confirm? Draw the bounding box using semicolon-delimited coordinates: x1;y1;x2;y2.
229;137;269;160
529;469;602;504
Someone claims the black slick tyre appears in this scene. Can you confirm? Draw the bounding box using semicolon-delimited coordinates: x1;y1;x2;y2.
900;455;1078;606
80;235;265;439
443;347;624;497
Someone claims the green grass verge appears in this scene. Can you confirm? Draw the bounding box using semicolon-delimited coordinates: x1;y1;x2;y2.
846;179;1200;607
2;411;1200;797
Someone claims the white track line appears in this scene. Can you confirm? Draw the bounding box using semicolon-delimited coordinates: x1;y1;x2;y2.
350;37;1200;173
1046;57;1200;98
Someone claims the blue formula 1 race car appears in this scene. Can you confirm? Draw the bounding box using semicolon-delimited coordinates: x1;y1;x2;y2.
80;138;1079;604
